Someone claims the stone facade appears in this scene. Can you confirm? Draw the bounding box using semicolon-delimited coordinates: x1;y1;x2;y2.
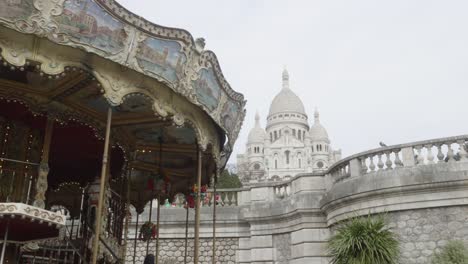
273;233;292;263
237;69;341;183
125;238;238;264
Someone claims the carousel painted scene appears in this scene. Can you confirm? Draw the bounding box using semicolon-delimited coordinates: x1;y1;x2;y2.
0;0;246;263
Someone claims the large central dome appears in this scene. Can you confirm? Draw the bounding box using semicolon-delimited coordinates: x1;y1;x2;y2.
268;69;306;117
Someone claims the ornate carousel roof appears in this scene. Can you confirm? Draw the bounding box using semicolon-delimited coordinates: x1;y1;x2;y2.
0;0;246;212
0;0;245;159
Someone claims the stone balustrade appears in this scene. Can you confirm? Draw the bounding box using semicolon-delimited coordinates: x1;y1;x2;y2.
326;134;468;186
128;134;468;264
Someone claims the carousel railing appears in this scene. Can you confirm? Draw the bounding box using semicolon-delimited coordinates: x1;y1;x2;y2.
19;224;86;264
0;158;38;204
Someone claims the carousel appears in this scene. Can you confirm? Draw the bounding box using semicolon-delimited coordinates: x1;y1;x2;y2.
0;0;245;263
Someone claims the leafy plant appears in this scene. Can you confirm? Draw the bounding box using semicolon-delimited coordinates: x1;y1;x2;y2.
432;240;468;264
217;169;242;189
328;214;399;264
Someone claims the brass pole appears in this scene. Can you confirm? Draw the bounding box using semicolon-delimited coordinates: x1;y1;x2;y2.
183;201;189;264
0;219;9;264
146;198;153;255
194;149;202;263
212;170;218;264
91;107;112;264
155;138;162;264
33;117;54;208
122;159;133;261
133;213;139;264
155;195;161;264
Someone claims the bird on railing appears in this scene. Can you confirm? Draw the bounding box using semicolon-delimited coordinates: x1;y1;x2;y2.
379;142;388;147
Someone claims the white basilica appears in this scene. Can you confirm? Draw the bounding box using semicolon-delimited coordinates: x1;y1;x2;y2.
237;69;342;183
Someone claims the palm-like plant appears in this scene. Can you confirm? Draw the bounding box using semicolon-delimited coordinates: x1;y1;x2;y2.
328;214;399;264
432;240;468;264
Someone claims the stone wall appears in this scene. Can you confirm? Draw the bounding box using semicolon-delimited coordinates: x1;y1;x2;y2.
388;205;468;264
125;238;238;264
273;233;291;263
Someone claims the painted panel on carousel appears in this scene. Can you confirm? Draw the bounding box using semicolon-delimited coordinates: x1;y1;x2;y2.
192;68;221;112
0;0;35;22
222;100;240;132
54;0;127;54
70;83;111;114
136;37;186;83
130;125;196;145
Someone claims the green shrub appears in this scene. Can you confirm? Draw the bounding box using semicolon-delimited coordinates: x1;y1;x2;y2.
328;214;399;264
432;240;468;264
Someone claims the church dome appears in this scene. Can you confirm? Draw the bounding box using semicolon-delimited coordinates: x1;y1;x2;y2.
268;69;306;117
310;109;329;142
248;112;266;143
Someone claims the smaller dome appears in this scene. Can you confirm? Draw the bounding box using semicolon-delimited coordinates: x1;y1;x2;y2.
310;109;329;142
248;112;267;143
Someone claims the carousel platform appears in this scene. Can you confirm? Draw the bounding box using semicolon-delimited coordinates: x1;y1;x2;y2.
0;203;65;242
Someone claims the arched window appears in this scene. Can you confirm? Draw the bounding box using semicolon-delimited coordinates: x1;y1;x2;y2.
270;133;273;142
311;146;314;152
292;129;296;137
275;160;278;169
274;131;278;140
285;150;290;164
303;131;306;140
298;130;302;140
299;159;301;168
254;163;260;170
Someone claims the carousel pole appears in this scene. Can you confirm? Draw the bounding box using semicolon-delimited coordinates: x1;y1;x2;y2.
145;198;153;255
183;200;189;264
132;212;139;264
155;195;161;264
155;138;162;264
122;153;134;262
33;117;54;208
91;108;112;264
0;219;9;264
194;148;202;264
211;170;218;264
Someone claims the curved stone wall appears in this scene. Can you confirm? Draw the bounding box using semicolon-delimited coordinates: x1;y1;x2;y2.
126;135;468;264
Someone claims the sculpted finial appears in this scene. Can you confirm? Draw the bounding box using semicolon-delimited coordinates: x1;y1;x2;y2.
314;107;320;123
282;66;289;90
255;111;260;126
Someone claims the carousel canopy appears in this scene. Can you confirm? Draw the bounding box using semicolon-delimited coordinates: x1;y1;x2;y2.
0;0;246;212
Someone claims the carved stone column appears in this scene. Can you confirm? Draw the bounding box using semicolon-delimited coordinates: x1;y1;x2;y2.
33;117;54;208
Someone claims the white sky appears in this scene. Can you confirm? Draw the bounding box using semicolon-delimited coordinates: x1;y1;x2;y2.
119;0;468;163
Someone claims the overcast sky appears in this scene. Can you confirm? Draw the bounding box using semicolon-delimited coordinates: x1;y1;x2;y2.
119;0;468;163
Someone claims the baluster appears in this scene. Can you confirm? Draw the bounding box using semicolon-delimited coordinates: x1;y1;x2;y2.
437;144;445;163
458;140;468;161
231;192;237;206
377;153;384;170
227;192;233;206
369;155;376;171
385;152;393;170
415;146;424;165
222;192;229;205
210;192;215;207
361;157;368;174
426;145;435;164
394;150;403;167
447;143;455;162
